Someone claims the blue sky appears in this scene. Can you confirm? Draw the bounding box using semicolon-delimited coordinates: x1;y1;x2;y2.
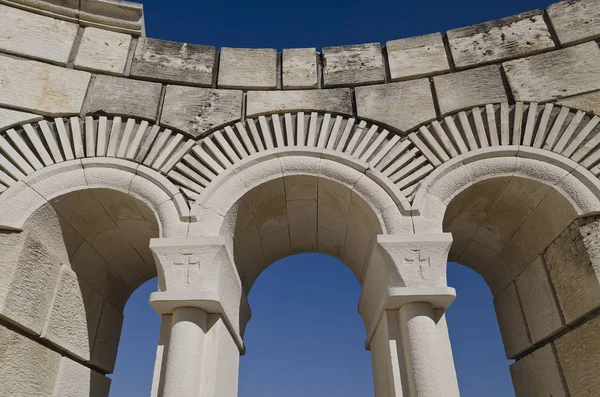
108;0;556;395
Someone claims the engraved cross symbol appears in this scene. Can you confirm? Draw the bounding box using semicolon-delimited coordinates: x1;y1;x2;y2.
174;254;200;284
404;250;430;279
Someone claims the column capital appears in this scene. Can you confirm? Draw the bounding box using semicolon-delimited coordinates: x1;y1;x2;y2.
148;236;247;353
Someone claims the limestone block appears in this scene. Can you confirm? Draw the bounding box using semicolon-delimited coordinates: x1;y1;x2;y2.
318;177;351;235
547;0;600;45
88;75;162;120
510;343;567;397
448;11;554;69
355;79;436;132
386;33;450;80
160;85;242;138
322;43;385;87
317;226;345;259
0;4;78;65
287;199;317;253
515;256;563;343
90;301;123;373
0;325;61;397
284;175;317;201
0;55;91;116
246;88;352;117
249;178;288;238
433;65;506;115
504;42;600;102
555;315;600;396
282;48;318;89
218;47;277;89
0;108;43;132
79;0;144;36
53;357;112;397
494;282;531;358
42;266;103;361
131;37;216;86
260;225;291;265
544;215;600;324
558;92;600;116
75;27;132;75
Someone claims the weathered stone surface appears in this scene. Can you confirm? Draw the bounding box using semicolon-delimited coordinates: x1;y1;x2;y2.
433;64;507;114
90;301;123;373
218;47;277;89
282;48;318;89
555;315;600;397
322;43;385;87
75;27;132;75
246;88;352;117
515;256;563;343
504;42;600;102
161;85;242;137
0;55;91;116
544;215;600;324
558;92;600;116
510;344;567;397
448;10;554;69
547;0;600;45
79;0;144;35
0;4;78;65
54;357;112;397
355;79;436;132
494;282;531;358
0;108;42;131
131;37;216;86
0;325;61;397
386;33;449;80
88;75;162;120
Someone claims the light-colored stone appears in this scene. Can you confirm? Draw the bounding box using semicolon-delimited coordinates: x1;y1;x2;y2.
322;43;385;87
0;325;61;397
558;92;600;116
246;88;352;117
282;48;317;89
75;27;132;75
0;4;78;65
386;33;450;80
433;64;507;115
448;11;554;69
161;85;242;138
555;315;600;397
218;47;277;89
0;55;91;116
131;37;216;86
0;108;42;131
90;301;123;373
510;344;567;397
53;357;112;397
88;75;162;120
355;79;436;132
547;0;600;45
494;282;531;358
504;42;600;102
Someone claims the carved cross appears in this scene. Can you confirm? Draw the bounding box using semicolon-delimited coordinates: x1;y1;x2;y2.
174;254;200;284
404;249;430;279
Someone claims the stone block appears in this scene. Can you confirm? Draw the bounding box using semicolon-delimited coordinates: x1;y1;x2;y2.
447;10;554;69
246;88;352;117
544;215;600;324
0;55;91;116
0;4;78;65
504;42;600;102
42;266;103;361
287;199;317;253
130;37;216;86
322;43;385;87
79;0;144;36
433;64;506;115
555;315;600;397
494;282;531;358
515;256;563;343
355;79;436;132
0;108;43;132
558;92;600;116
87;75;162;120
218;47;277;89
282;48;318;89
75;27;132;75
386;33;450;80
53;357;112;397
547;0;600;45
160;85;242;137
510;344;567;397
0;325;61;397
90;301;123;373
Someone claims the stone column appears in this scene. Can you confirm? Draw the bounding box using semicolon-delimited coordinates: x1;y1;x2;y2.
148;237;248;397
359;233;459;397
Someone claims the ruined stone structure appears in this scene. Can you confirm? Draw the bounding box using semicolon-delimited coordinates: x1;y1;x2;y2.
2;0;600;395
